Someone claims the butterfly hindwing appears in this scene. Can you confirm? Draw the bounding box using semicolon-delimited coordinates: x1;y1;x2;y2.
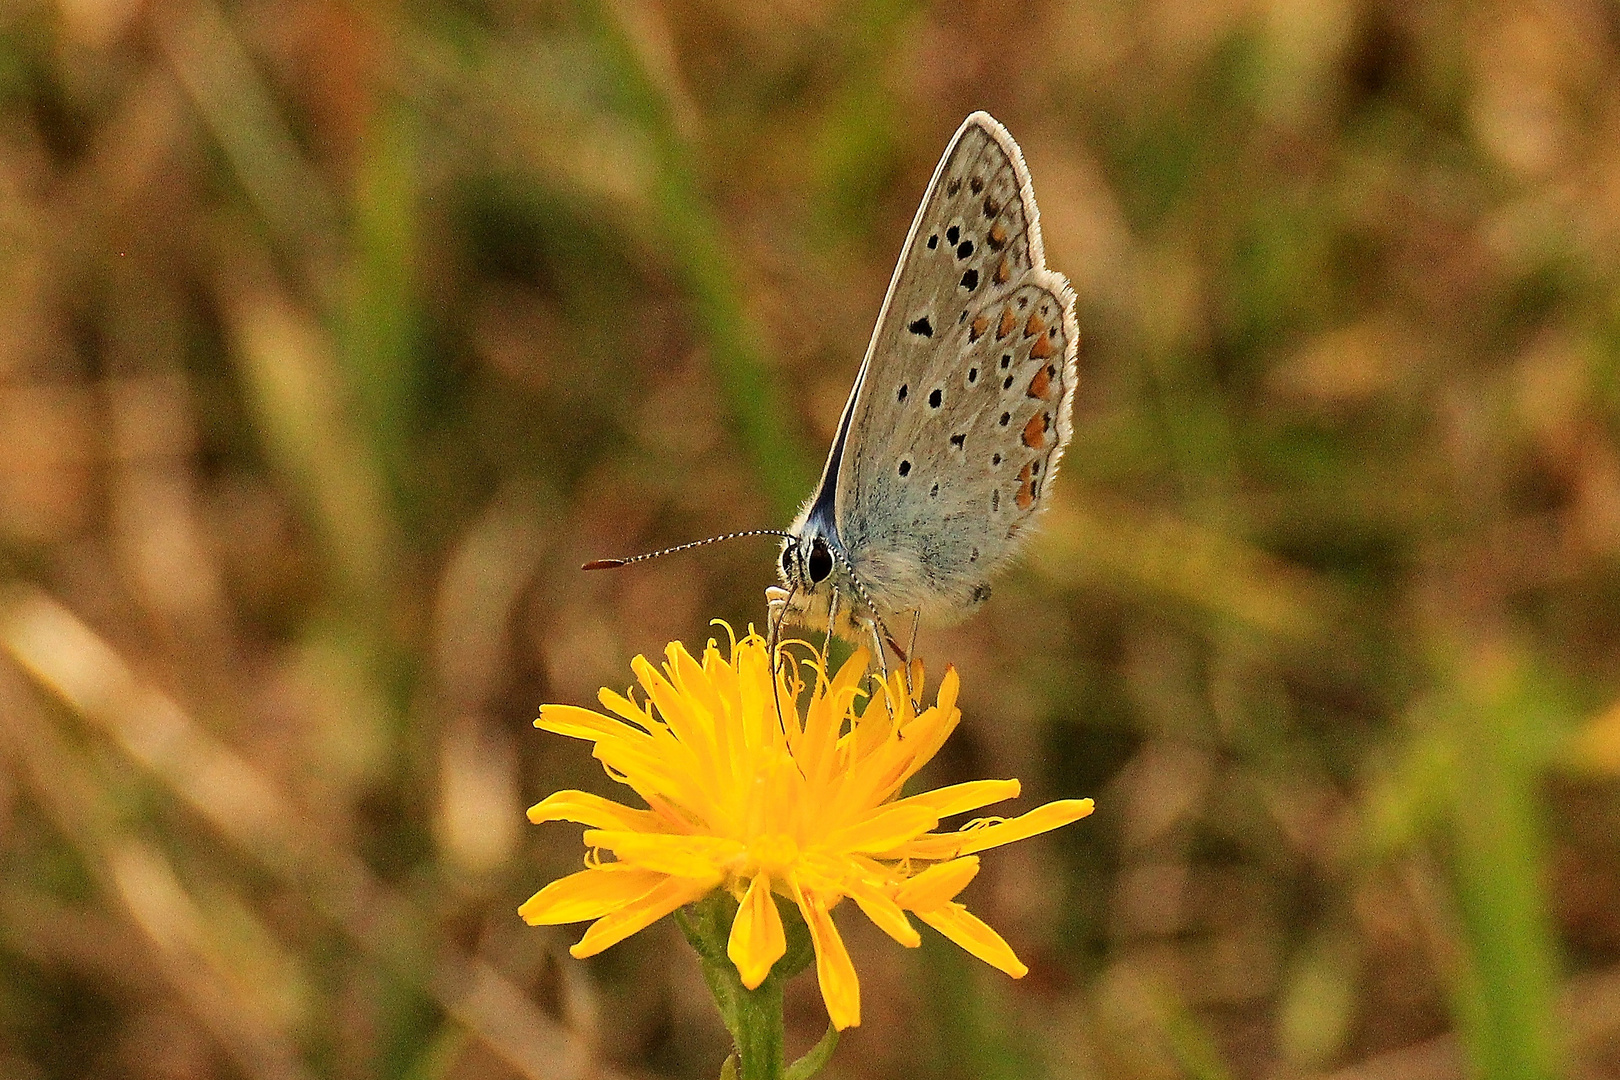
834;113;1078;625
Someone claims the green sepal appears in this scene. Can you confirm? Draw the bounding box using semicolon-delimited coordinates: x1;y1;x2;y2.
785;1025;839;1080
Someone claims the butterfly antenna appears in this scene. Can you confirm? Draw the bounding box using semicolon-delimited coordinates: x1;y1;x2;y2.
582;529;795;570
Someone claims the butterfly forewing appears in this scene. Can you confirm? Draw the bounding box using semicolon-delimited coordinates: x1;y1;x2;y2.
834;113;1078;625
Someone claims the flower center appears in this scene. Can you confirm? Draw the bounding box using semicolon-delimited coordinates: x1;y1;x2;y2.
745;833;801;878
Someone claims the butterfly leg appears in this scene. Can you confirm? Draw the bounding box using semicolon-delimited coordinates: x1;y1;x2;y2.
861;616;902;719
902;609;921;709
824;585;841;667
875;622;918;709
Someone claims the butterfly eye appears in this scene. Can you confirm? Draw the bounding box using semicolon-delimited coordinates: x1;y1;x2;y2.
808;539;833;584
782;547;795;576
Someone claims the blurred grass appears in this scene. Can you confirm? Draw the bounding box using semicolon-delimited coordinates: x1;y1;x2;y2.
586;0;811;516
1440;648;1564;1080
3;1;1620;1079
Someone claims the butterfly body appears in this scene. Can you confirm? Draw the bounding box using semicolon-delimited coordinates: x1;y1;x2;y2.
770;112;1078;657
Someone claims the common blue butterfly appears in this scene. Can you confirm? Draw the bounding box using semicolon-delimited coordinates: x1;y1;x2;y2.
768;112;1078;662
587;113;1077;668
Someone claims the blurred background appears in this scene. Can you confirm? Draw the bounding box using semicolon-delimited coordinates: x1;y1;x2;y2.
2;0;1619;1078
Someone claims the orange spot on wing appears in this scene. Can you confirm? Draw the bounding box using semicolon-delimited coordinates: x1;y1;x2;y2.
970;314;989;342
1027;366;1051;399
1021;413;1046;448
988;222;1008;250
997;307;1017;339
1029;332;1054;360
1016;463;1035;509
1024;312;1047;339
993;256;1010;285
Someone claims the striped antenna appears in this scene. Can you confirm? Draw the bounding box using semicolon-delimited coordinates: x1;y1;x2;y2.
582;529;796;570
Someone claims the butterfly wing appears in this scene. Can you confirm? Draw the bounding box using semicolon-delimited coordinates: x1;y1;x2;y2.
834;112;1078;625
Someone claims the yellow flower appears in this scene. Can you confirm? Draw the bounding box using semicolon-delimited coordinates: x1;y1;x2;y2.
519;624;1093;1030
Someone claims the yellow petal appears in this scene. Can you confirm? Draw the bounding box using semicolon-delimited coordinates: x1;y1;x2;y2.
635;653;719;771
897;799;1095;860
827;647;871;704
857;676;963;803
935;665;960;716
537;703;642;741
728;874;786;989
834;739;920;813
797;648;870;781
887;779;1020;819
795;884;861;1030
894;702;960;782
824;804;939;855
597;687;657;732
882;665;914;727
668;639;727;725
672;642;740;772
582;831;743;878
915;902;1027;978
527;790;666;831
571;874;720;957
737;637;786;743
850;686;896;759
518;865;666;925
589;740;713;814
894;856;979;912
793;850;859;896
845;878;920;947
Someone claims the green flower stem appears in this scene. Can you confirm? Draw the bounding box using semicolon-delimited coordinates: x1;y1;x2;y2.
676;893;836;1080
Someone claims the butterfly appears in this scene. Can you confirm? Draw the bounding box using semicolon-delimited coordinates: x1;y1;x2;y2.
587;113;1077;671
767;112;1078;665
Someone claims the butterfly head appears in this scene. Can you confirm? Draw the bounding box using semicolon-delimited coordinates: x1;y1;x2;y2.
768;526;884;650
777;534;834;593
